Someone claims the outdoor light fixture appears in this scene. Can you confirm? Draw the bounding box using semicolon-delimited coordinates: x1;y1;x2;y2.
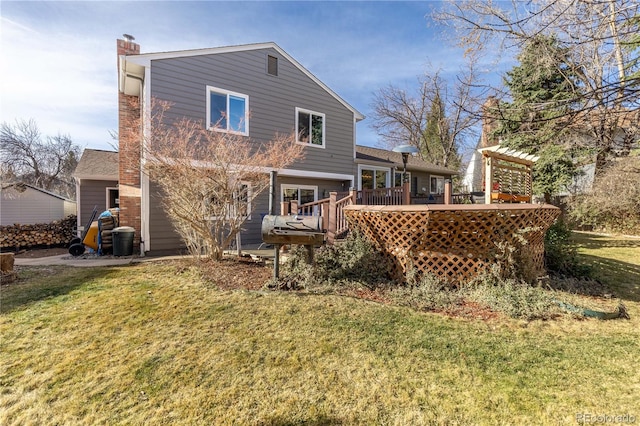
392;144;419;183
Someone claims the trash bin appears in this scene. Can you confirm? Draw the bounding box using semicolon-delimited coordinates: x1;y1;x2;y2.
112;226;135;256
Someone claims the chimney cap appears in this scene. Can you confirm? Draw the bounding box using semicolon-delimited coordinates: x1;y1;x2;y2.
123;34;135;42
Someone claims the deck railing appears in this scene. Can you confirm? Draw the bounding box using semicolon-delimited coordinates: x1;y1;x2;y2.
281;191;354;244
280;181;473;245
355;185;408;205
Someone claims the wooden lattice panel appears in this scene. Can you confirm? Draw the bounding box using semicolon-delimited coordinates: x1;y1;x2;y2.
344;204;560;283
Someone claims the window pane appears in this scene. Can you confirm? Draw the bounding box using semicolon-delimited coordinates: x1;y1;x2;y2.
430;177;444;194
235;184;249;216
300;189;315;204
283;188;298;202
298;111;310;142
361;169;373;190
311;114;323;145
394;172;403;187
229;95;246;133
375;170;388;189
210;92;227;129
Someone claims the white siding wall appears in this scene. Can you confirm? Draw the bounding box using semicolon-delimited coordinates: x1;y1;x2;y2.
1;187;76;226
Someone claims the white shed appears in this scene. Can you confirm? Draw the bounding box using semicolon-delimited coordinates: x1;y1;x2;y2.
0;183;76;226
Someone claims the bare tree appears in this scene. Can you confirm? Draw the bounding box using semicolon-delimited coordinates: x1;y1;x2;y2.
370;65;482;169
0;119;80;199
142;101;304;260
434;0;640;176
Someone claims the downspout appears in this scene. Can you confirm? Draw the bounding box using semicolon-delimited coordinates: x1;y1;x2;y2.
123;71;146;256
74;177;82;237
138;76;146;256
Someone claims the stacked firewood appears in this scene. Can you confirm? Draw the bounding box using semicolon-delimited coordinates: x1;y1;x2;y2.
0;216;76;249
99;214;118;253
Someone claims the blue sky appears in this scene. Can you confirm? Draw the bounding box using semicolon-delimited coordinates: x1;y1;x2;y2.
1;1;502;154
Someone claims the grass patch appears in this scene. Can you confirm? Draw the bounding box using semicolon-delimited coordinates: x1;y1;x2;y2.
572;232;640;301
1;235;639;424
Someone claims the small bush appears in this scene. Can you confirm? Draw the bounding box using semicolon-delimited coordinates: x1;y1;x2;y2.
544;219;591;278
270;230;393;290
466;269;560;320
389;272;463;312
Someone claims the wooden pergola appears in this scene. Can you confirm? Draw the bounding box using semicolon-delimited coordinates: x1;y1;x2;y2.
479;145;539;204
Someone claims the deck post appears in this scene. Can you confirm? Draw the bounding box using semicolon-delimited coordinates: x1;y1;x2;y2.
281;201;290;215
444;180;452;205
291;200;299;215
327;191;337;245
349;188;357;205
403;181;411;205
484;155;493;204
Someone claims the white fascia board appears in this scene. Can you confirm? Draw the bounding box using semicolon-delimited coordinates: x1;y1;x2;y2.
124;42;365;121
145;156;354;183
277;168;354;182
74;175;119;181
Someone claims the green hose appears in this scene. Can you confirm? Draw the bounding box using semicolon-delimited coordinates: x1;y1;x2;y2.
553;300;629;320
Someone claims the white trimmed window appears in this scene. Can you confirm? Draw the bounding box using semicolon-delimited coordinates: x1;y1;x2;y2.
281;184;317;205
106;187;119;209
430;176;445;194
394;171;411;187
358;165;390;190
207;182;252;220
295;108;325;148
206;86;249;135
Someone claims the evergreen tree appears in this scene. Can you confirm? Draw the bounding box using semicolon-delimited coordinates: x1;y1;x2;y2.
495;35;583;202
421;91;460;170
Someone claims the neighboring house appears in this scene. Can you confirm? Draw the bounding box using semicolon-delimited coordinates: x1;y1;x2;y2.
73;149;119;231
463;98;640;196
355;145;456;196
0;183;76;226
74;38;457;255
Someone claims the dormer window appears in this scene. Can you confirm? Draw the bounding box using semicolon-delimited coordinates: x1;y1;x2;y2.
206;86;249;135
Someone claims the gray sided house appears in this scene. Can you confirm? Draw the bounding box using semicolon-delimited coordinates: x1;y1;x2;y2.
117;39;364;254
355;145;457;197
73;149;119;232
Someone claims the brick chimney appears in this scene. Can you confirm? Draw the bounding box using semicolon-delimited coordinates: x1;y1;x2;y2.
480;96;500;148
117;37;142;252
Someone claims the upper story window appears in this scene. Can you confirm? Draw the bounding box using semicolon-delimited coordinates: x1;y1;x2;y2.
206;86;249;135
267;55;278;76
296;108;325;148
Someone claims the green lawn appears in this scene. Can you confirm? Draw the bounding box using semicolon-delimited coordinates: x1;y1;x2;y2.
572;231;640;301
1;233;639;425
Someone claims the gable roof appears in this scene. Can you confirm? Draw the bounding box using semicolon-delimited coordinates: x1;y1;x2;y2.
73;149;119;181
355;145;458;175
120;42;364;121
1;182;74;202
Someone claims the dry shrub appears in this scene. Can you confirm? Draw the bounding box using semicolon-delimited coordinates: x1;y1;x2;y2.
570;156;640;234
143;100;304;260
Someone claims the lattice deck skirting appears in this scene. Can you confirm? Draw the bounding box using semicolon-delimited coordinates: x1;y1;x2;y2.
343;204;560;283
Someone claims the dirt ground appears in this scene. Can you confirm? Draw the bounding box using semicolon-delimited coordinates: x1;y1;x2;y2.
199;258;272;291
